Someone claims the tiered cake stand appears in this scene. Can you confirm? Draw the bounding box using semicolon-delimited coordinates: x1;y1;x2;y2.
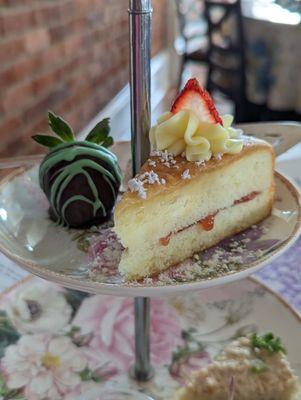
0;1;301;399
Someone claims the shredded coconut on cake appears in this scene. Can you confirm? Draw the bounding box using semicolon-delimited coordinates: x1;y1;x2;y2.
128;178;147;199
181;169;191;180
195;160;206;167
150;149;177;168
148;159;157;167
128;170;165;199
139;170;166;185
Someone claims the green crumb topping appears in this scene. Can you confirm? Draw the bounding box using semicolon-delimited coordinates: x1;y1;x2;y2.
250;359;268;374
251;332;286;354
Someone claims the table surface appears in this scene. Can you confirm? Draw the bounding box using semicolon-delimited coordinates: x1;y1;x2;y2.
0;142;300;311
242;0;301;25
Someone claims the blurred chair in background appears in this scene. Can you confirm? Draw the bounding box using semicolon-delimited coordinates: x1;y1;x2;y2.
175;0;208;91
242;0;301;122
204;0;248;122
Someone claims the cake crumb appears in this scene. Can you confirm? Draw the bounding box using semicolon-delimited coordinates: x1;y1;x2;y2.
150;149;162;157
140;170;159;184
128;169;166;199
182;169;191;180
148;159;156;167
128;178;147;199
140;170;166;185
150;149;176;168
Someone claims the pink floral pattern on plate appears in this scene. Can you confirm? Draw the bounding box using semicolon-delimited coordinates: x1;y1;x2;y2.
0;277;300;400
72;295;182;371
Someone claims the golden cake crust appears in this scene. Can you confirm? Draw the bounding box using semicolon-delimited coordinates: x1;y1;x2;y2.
115;137;274;218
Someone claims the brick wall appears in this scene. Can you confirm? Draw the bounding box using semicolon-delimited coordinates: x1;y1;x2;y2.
0;0;167;157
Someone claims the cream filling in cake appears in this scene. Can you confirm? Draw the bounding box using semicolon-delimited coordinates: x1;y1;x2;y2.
115;142;274;280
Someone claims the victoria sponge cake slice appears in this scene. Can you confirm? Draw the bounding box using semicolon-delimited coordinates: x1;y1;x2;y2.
114;79;275;281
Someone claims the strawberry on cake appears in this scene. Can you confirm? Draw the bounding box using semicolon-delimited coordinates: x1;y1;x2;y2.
114;79;275;281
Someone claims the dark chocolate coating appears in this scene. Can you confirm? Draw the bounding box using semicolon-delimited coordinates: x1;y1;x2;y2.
39;141;122;228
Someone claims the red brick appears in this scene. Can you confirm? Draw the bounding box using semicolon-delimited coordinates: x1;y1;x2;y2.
0;36;25;67
61;79;92;112
58;0;78;22
33;71;58;98
24;86;69;124
25;28;50;54
49;24;68;43
0;0;168;156
0;115;22;138
49;16;87;44
39;44;65;69
1;0;26;6
1;8;35;36
63;34;84;58
34;3;61;26
1;81;36;113
0;56;40;90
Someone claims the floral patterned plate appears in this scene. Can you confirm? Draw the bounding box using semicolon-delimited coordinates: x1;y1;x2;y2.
0;140;300;296
0;276;300;399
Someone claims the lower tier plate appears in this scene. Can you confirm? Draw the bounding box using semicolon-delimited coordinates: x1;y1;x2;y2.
0;276;300;399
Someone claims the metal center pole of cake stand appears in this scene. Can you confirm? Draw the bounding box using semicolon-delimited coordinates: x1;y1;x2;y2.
128;0;154;382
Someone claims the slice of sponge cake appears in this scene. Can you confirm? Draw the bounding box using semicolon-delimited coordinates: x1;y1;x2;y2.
114;79;275;281
114;138;274;280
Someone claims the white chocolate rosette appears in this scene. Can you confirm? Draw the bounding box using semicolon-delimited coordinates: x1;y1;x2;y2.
150;111;243;162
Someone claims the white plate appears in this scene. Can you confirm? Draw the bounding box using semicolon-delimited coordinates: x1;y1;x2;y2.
0;143;300;297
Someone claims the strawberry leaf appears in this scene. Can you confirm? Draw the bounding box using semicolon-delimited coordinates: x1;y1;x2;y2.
48;111;74;141
85;118;113;147
32;135;63;149
101;136;114;148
